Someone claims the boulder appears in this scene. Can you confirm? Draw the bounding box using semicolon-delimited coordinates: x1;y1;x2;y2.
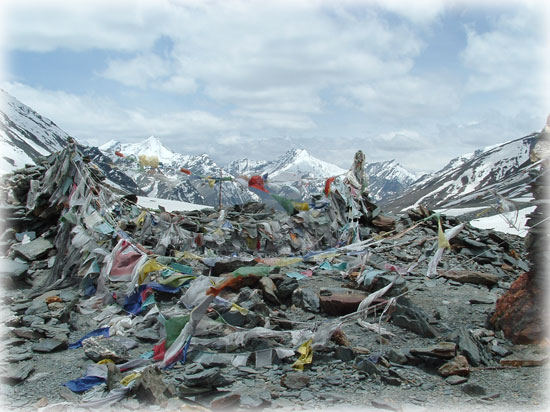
489;272;549;344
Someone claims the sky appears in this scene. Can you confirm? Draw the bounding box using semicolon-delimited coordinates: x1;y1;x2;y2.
1;0;549;174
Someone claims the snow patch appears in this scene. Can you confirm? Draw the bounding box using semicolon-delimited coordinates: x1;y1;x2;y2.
137;196;212;212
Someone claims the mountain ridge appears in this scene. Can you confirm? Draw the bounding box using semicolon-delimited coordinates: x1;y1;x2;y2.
1;89;536;217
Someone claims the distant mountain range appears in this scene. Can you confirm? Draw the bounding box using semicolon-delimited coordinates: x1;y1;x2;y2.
0;88;539;216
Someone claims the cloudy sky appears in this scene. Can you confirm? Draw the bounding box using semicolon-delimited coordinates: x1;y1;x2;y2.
1;0;548;174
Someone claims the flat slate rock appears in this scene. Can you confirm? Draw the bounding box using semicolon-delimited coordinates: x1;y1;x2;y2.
11;238;53;261
390;297;439;338
0;258;29;279
446;375;468;385
500;345;549;367
441;270;498;286
281;372;310;389
1;362;34;383
32;338;67;353
410;342;456;359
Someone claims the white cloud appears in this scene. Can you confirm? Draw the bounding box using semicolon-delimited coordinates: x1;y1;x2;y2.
101;54;172;88
343;75;461;122
154;75;197;95
23;1;424;128
3;0;548;173
100;53;198;94
3;0;172;52
231;109;317;130
372;0;449;23
2;82;228;144
461;9;547;106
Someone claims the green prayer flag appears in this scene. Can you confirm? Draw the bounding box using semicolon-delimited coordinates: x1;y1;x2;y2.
232;266;273;277
270;193;295;215
165;315;190;349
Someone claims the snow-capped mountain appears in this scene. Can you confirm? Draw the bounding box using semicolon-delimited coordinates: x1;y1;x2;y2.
0;89;68;173
100;136;181;165
383;134;538;213
227;149;416;203
365;160;417;203
96;136;257;206
227;149;346;182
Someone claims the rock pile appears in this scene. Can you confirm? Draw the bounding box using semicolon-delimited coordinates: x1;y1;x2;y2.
0;144;546;412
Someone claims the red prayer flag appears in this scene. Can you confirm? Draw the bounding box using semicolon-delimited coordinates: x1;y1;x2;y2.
248;175;269;193
324;177;335;196
115;150;124;158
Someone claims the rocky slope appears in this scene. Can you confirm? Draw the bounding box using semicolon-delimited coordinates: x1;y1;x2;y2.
0;89;68;173
383;135;537;214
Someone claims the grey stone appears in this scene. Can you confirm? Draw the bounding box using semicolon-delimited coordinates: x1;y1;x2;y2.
106;363;122;391
210;393;241;410
240;394;264;408
276;277;299;300
2;362;34;383
6;352;33;363
381;374;401;386
420;382;435;390
32;338;67;352
221;310;248;327
33;324;70;339
390;297;438;338
82;336;129;363
334;346;355;362
463;238;486;248
183;367;233;388
446;375;468;385
12;237;53;261
111;336;139;350
24;300;49;316
13;327;40;341
455;326;489;367
354;357;379;375
502;254;517;266
236;288;270;316
133;366;174;404
292;287;320;313
21;315;44;327
0;258;29;279
281;372;310;389
489;342;511;357
385;348;408;365
324;374;342;385
135;328;160;342
300;390;315;402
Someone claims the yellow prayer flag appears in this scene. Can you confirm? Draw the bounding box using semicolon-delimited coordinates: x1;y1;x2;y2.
97;359;114;365
138;259;166;285
120;372;142;386
437;218;451;250
292;339;313;370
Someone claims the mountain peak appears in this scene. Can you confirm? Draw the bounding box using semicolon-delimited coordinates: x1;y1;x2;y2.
109;136;178;164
